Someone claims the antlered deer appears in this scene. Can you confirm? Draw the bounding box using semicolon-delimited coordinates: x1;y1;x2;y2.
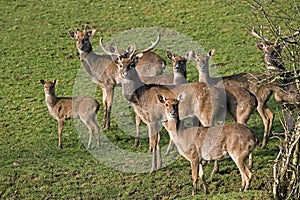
40;79;100;150
158;93;258;195
68;25;166;130
101;35;226;172
249;28;300;131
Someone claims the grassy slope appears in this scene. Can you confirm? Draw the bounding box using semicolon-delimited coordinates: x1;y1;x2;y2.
0;0;285;199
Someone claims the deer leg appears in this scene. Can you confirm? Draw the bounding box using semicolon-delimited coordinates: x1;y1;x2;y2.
190;160;200;195
230;154;251;191
257;103;273;148
102;87;114;130
86;121;93;150
90;115;101;147
57;119;64;148
199;162;207;194
156;131;162;170
149;124;158;173
80;116;94;150
101;88;108;129
210;160;219;178
166;140;174;156
134;114;141;147
283;108;294;131
94;121;101;147
248;152;253;169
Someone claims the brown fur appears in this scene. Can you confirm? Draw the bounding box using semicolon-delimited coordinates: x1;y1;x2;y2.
40;79;100;150
158;94;258;195
134;51;188;149
116;54;225;173
68;28;166;130
187;49;274;148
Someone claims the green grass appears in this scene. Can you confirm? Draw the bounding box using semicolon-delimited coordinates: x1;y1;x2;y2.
0;0;290;199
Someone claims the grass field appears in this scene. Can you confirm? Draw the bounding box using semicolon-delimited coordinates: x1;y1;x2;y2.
0;0;290;199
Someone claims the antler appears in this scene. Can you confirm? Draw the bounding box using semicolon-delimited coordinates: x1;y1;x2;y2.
100;34;160;58
135;34;161;54
246;27;272;45
281;28;300;45
99;37;121;57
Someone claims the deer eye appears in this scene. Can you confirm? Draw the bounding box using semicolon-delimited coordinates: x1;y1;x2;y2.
165;103;169;107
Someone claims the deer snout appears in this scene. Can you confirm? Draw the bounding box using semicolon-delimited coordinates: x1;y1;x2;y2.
122;71;129;77
169;109;178;117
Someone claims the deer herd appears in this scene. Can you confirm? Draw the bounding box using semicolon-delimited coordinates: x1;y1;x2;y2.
39;25;300;195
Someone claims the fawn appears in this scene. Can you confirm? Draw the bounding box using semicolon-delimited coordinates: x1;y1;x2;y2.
40;79;100;150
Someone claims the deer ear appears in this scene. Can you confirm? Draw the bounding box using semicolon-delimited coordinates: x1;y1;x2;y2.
68;30;76;38
111;55;119;63
53;79;58;85
208;49;215;57
177;92;186;102
256;42;265;51
157;94;166;103
185;51;197;60
166;51;174;61
277;44;285;52
90;29;97;37
135;52;144;59
40;79;45;85
87;29;97;38
126;45;135;55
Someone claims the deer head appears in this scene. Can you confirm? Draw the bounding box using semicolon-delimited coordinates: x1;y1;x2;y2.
247;27;286;71
100;35;161;78
157;93;186;119
40;79;57;95
186;49;215;72
166;51;187;74
68;25;97;53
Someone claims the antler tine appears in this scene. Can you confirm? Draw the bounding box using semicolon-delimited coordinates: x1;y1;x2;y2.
281;28;300;45
136;34;160;54
99;37;121;56
246;27;272;45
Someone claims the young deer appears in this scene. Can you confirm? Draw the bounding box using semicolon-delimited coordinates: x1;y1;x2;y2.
40;79;100;150
158;93;258;195
68;25;166;130
103;37;226;173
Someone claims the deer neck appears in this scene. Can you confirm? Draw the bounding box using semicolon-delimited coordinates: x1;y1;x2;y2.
173;71;187;84
80;51;97;63
121;71;145;103
45;92;58;110
164;117;182;137
198;67;211;83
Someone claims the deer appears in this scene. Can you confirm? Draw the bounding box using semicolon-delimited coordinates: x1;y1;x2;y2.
158;92;258;195
68;25;166;130
185;44;274;148
248;28;300;131
40;79;100;150
101;35;226;173
187;49;258;172
134;51;188;149
187;49;258;127
140;51;188;85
